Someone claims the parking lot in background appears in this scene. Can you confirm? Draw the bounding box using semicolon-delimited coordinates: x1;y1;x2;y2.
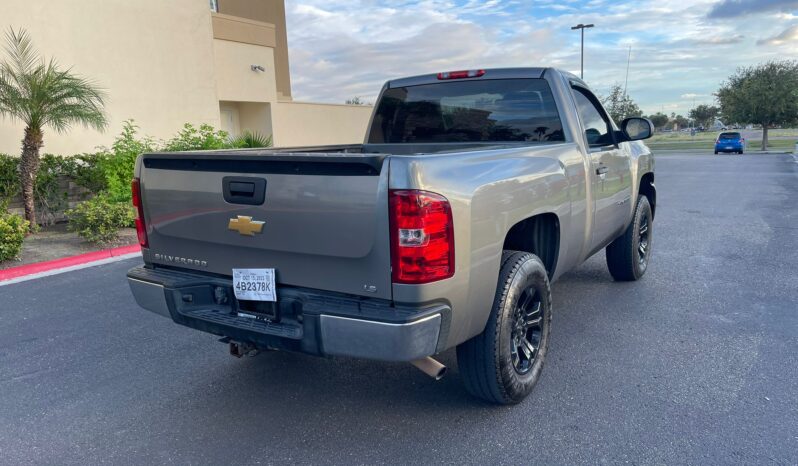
1;152;796;465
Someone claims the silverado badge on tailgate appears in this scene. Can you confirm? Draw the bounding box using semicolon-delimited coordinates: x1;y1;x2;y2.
228;216;265;236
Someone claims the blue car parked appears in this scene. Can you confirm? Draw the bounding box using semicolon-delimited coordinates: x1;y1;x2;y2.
714;132;745;154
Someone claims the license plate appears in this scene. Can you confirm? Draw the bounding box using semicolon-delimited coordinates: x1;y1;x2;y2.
725;146;733;149
232;268;276;302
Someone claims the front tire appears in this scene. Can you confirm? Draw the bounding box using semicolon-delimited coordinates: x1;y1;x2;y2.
456;251;552;404
606;195;653;281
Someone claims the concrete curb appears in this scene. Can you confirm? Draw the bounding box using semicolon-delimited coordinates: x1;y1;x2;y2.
0;244;141;286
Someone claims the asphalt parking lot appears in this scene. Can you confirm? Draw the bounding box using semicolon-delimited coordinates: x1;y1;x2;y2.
1;152;797;465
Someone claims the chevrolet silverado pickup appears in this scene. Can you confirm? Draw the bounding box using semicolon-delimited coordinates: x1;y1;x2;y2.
127;68;656;404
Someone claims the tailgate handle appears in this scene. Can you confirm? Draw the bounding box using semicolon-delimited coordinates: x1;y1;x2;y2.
223;176;266;205
230;182;255;196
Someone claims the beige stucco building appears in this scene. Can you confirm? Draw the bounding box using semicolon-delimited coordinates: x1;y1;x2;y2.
0;0;373;155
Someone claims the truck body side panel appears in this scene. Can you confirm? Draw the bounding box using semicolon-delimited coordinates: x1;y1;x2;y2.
388;143;587;347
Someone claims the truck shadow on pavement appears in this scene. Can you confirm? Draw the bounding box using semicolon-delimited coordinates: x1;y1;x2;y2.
164;257;617;425
130;259;629;461
210;261;612;404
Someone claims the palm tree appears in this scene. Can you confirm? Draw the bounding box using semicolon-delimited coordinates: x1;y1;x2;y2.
0;28;107;228
229;130;273;148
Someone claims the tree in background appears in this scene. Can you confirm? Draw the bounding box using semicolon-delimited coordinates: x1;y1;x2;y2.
670;113;689;130
688;104;719;129
346;97;367;105
601;84;643;124
0;28;107;229
716;60;798;150
647;112;670;130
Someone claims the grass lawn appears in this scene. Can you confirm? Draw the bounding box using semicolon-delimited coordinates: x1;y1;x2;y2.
647;128;798;151
648;139;796;151
648;128;798;143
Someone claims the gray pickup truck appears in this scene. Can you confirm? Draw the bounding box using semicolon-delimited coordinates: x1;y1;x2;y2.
127;67;655;404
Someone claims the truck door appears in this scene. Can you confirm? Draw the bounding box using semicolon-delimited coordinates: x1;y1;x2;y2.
570;85;633;251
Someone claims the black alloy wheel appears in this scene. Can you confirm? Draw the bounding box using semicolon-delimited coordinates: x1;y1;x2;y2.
510;288;544;374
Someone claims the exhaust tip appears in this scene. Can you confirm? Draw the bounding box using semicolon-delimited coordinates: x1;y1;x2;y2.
411;357;447;380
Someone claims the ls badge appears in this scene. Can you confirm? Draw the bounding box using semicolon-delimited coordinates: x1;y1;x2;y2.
228;215;265;236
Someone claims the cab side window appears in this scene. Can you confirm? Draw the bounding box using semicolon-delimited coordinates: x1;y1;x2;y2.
572;87;614;148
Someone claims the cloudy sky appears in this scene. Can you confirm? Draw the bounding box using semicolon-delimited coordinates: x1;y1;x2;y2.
284;0;798;116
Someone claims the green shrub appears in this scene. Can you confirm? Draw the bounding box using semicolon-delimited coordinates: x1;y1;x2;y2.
97;120;156;203
0;153;20;201
163;123;231;152
66;195;135;243
0;153;82;225
72;152;110;193
34;154;82;224
0;207;29;261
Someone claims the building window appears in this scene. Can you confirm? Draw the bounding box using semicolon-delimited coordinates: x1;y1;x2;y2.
209;0;218;12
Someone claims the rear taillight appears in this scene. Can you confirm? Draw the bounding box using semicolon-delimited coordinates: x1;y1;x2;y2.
389;190;454;284
437;69;485;80
131;178;148;248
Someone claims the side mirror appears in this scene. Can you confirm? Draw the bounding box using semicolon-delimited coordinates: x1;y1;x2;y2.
620;117;653;141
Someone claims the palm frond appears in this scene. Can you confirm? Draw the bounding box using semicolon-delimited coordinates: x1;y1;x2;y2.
0;69;26;120
229;130;273;148
3;28;38;77
0;27;107;132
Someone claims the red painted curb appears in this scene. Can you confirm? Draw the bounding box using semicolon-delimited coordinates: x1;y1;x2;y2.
0;244;141;281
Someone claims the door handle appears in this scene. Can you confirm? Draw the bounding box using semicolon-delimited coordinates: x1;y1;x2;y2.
596;165;608;175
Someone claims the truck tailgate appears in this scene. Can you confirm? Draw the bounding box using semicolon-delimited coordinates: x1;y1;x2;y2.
138;152;392;300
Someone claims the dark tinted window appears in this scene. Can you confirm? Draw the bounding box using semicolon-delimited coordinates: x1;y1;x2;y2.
367;79;565;144
719;132;741;139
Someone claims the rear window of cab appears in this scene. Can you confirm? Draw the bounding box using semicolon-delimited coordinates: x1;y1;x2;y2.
368;79;565;144
719;132;741;139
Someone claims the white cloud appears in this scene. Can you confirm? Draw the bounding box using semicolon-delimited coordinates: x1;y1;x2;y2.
757;24;798;45
285;0;797;116
707;0;798;19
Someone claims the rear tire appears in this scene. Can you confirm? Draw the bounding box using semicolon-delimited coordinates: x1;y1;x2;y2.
714;151;719;154
456;251;552;404
606;195;652;281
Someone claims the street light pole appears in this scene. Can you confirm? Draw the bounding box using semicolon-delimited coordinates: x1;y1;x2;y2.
571;23;594;79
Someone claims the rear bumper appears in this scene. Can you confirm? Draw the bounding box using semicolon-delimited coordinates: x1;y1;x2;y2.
127;266;449;362
715;144;743;152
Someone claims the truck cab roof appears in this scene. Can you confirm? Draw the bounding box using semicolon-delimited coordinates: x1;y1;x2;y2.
386;67;568;89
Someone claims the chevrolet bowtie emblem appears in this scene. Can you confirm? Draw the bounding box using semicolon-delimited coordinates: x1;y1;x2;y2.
228;215;265;236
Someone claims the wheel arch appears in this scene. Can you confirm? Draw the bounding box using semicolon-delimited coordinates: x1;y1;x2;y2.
502;213;561;279
639;172;656;219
